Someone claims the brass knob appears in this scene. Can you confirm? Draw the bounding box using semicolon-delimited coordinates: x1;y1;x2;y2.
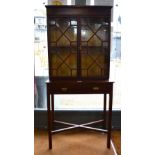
61;87;68;91
92;87;99;90
77;80;83;83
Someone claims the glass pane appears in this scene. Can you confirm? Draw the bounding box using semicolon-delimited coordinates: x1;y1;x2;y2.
81;26;93;41
87;19;102;32
65;54;77;68
65;26;77;41
50;47;77;77
49;26;61;42
102;21;109;26
96;26;109;41
81;18;109;46
57;63;71;77
81;18;87;25
81;69;87;77
51;54;62;69
81;18;109;78
81;53;92;68
81;47;108;77
56;18;70;32
49;20;56;25
88;63;101;77
81;18;102;29
49;18;77;46
57;36;70;46
48;17;78;77
71;20;77;25
51;49;77;77
88;35;102;46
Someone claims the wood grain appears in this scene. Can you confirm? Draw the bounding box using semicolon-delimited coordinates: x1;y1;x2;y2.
34;129;116;155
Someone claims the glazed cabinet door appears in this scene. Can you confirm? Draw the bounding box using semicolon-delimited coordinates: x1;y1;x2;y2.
80;17;110;80
47;16;110;80
47;17;78;79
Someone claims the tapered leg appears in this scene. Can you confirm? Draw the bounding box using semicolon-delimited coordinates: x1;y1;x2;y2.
51;94;54;123
107;91;113;148
47;85;52;149
104;94;107;129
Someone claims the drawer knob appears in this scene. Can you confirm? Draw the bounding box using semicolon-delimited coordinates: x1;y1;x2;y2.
61;87;68;91
93;86;99;90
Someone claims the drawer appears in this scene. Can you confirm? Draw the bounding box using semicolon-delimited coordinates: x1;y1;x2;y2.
82;83;113;94
47;81;113;94
54;86;80;93
49;82;82;94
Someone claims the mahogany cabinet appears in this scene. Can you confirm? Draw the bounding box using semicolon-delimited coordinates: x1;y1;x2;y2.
46;5;112;81
45;5;114;150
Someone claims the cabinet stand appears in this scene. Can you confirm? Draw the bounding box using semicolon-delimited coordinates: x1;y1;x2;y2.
46;80;114;149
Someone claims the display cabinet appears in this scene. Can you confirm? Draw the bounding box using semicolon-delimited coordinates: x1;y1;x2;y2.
47;5;111;81
46;5;114;150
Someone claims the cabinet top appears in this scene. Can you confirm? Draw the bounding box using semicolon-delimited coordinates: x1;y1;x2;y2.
45;5;112;9
45;5;112;16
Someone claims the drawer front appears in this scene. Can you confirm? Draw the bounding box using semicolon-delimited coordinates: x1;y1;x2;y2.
48;82;82;94
48;82;113;94
82;83;112;94
52;86;81;93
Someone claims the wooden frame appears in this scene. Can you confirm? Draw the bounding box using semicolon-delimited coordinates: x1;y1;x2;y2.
46;5;112;81
45;5;114;150
46;80;114;149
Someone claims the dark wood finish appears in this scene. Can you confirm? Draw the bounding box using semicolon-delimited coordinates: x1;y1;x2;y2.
46;5;112;81
46;5;112;17
104;94;107;129
47;86;52;149
45;5;114;150
77;17;81;78
51;94;54;127
46;81;113;149
107;89;113;148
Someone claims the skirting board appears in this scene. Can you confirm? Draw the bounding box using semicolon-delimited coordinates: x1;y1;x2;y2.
34;110;121;130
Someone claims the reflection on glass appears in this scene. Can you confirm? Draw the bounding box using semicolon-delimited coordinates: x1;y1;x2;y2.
81;26;93;41
96;27;108;41
49;20;56;25
56;19;70;32
49;18;77;47
88;23;101;32
66;26;77;41
102;22;109;26
71;20;77;25
81;18;109;44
